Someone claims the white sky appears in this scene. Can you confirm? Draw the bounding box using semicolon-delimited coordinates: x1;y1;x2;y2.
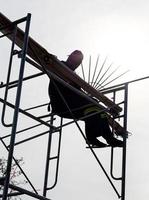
1;0;149;200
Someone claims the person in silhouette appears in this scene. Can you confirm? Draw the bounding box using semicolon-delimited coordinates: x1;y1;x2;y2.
48;50;123;147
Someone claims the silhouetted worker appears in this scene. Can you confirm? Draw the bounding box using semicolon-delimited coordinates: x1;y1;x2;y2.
48;50;123;147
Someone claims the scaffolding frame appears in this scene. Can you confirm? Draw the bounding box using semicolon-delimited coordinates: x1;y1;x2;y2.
0;13;130;200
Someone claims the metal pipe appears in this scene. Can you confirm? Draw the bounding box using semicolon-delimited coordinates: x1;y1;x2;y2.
88;55;91;84
95;62;113;89
98;70;129;90
43;114;54;196
121;83;128;200
96;66;120;90
110;90;123;181
0;72;44;89
91;55;99;86
8;72;44;89
2;13;31;200
1;25;17;127
1;120;51;140
92;57;107;88
80;63;85;81
47;117;63;190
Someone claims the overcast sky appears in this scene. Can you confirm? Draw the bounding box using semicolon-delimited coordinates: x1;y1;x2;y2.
1;1;149;200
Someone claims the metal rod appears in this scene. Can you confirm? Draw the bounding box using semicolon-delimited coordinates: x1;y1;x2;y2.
25;56;44;71
1;25;17;127
92;57;107;88
2;13;31;200
95;62;113;89
80;62;85;81
8;130;53;147
1;120;51;140
121;83;128;200
96;66;120;90
47;117;63;190
91;55;99;86
98;70;129;90
43;114;54;196
8;72;44;89
88;55;91;84
0;72;44;89
24;103;49;111
110;91;123;181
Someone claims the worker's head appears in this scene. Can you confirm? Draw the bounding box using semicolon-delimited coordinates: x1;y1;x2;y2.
66;50;83;71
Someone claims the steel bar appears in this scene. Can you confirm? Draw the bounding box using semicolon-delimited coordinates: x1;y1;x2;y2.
43;114;54;197
8;72;44;89
95;62;113;89
8;130;54;147
98;70;129;90
24;103;48;111
1;25;17;127
121;83;128;200
96;66;120;90
1;119;51;140
109;91;123;181
80;63;85;81
110;147;122;181
2;13;31;200
0;72;44;89
88;55;91;84
91;55;99;86
93;57;107;88
46;117;63;190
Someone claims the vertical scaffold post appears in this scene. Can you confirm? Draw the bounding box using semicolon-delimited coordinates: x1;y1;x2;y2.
121;83;128;200
2;13;31;200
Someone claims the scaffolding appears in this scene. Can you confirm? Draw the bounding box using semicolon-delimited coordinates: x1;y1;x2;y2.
0;13;131;200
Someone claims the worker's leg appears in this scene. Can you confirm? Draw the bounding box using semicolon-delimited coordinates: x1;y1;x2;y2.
84;112;108;147
84;111;123;147
99;115;123;147
84;113;102;141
